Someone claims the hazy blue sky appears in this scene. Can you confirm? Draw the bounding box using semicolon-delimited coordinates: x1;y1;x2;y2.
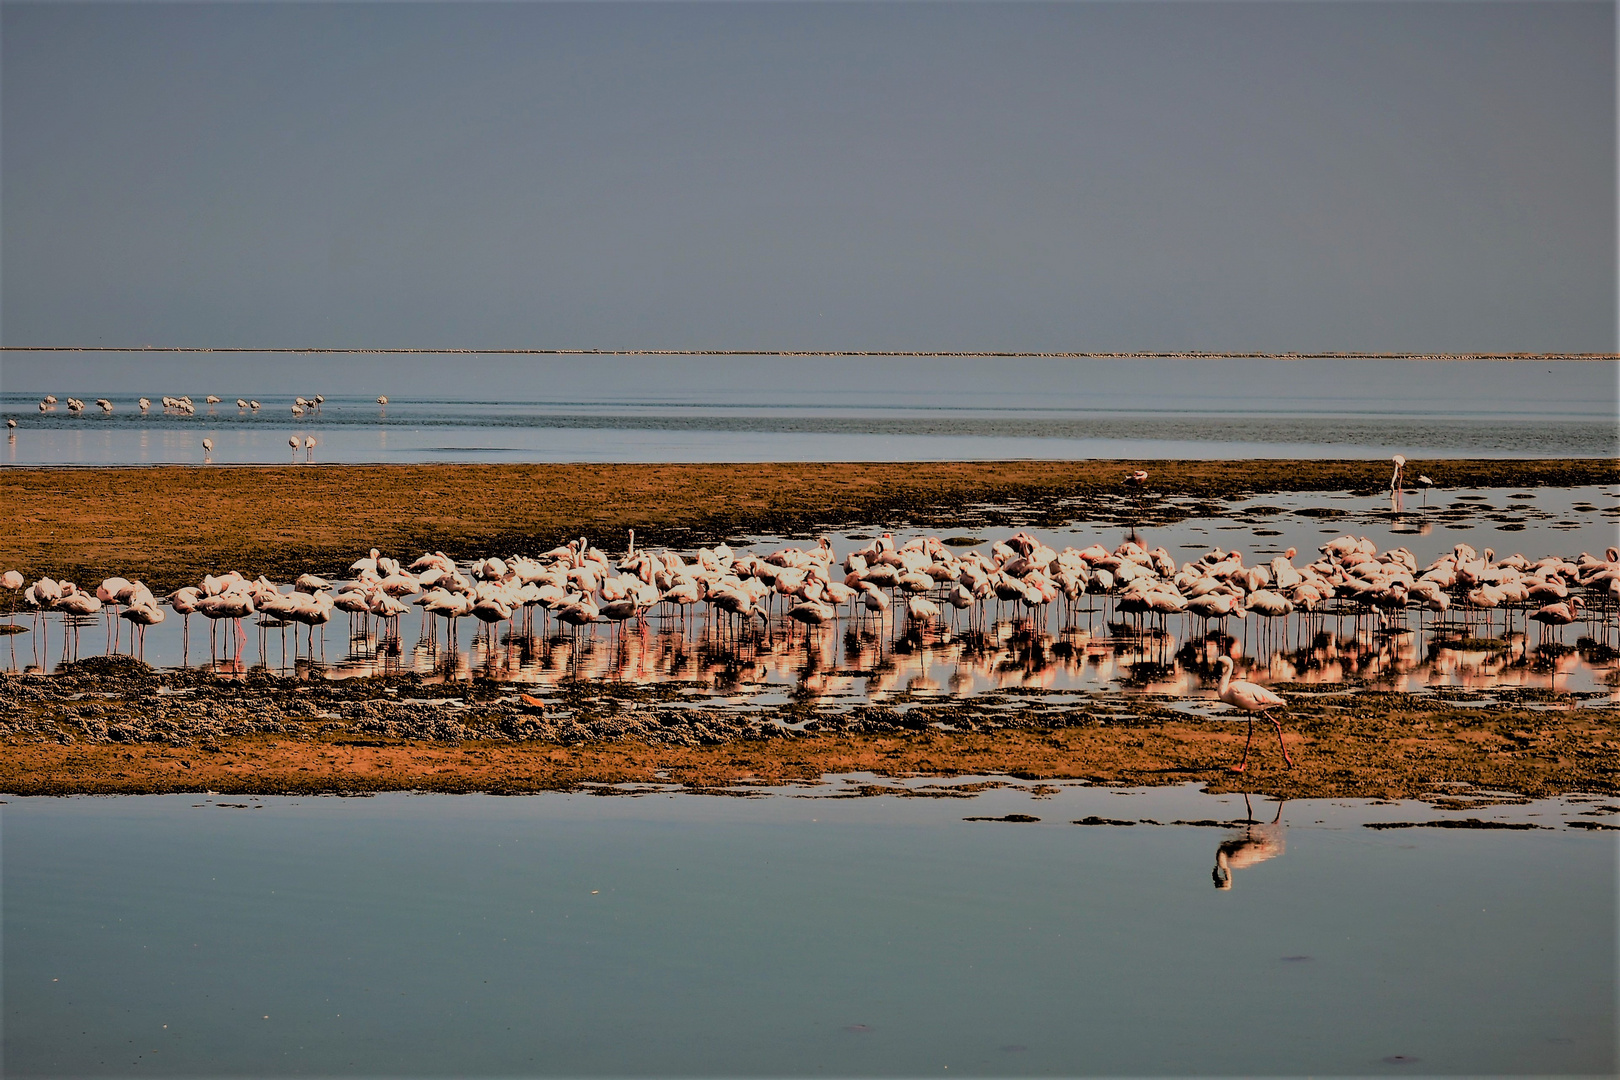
2;0;1614;355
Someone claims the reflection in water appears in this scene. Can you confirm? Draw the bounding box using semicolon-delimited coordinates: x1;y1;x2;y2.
8;579;1620;706
1213;795;1287;890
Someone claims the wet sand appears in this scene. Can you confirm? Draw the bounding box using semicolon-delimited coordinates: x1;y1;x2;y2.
2;458;1615;800
2;459;1614;594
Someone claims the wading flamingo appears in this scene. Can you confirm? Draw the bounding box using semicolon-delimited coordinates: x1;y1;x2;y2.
1214;655;1291;772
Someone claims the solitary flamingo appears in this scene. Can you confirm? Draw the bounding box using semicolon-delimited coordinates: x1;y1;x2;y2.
1214;655;1291;772
1414;473;1434;504
202;438;214;462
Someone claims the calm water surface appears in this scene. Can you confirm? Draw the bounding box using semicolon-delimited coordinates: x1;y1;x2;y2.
3;357;1616;464
3;783;1615;1077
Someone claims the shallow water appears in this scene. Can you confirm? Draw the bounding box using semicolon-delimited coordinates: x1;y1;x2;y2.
7;487;1617;701
3;783;1614;1077
4;357;1616;464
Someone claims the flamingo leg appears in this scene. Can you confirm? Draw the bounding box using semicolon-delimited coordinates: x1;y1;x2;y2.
1269;710;1293;766
1230;713;1254;773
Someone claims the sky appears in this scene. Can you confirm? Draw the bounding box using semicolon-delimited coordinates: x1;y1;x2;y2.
1;0;1615;360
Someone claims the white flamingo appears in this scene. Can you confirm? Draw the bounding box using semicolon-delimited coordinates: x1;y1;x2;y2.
1214;655;1291;772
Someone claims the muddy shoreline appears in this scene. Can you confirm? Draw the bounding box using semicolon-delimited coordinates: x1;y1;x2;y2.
3;658;1615;802
3;459;1614;595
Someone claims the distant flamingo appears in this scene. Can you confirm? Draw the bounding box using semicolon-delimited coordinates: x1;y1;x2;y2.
1214;655;1291;772
202;438;214;462
289;436;300;461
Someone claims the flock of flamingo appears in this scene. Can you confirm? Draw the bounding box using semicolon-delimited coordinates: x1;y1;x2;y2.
4;516;1617;770
5;528;1614;665
25;392;347;417
9;391;394;461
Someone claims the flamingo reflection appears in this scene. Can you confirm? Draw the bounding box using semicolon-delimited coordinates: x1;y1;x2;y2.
1213;794;1286;890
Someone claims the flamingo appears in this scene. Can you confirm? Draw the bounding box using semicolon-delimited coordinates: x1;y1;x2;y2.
290;591;335;654
377;396;388;405
3;569;23;623
1529;597;1583;643
1214;655;1291;772
54;586;103;657
120;601;165;656
305;436;316;462
202;438;214;462
289;436;300;461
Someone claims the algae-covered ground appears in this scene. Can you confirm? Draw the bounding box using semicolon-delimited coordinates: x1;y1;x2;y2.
3;458;1614;594
2;656;1614;803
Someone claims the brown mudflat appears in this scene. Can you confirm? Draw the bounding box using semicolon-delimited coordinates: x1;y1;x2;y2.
3;458;1615;800
2;458;1614;594
2;660;1614;801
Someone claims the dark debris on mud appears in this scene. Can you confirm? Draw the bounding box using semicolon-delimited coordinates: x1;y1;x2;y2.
0;665;1140;751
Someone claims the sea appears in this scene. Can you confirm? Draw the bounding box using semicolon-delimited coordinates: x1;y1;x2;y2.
2;355;1616;464
2;353;1616;1078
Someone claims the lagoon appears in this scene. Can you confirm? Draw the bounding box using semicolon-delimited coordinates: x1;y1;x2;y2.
3;783;1615;1077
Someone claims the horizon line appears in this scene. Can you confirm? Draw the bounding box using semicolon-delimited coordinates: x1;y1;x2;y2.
2;348;1615;361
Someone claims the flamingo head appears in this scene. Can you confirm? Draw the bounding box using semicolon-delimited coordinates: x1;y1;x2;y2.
1212;850;1232;890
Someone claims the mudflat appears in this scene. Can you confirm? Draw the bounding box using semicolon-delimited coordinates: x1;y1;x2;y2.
2;458;1615;801
1;659;1615;802
2;458;1614;593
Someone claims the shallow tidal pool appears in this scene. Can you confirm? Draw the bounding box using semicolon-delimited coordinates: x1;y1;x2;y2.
3;782;1614;1077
